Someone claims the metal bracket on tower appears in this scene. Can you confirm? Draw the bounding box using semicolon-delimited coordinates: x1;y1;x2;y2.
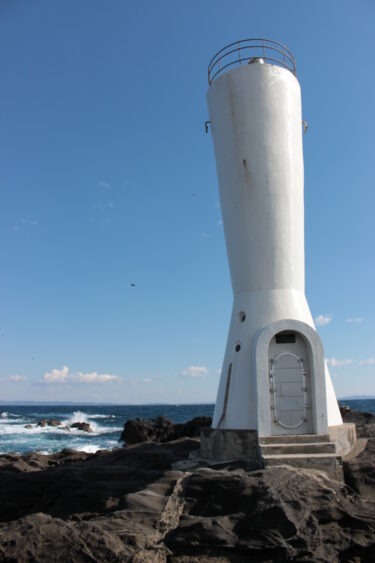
205;120;211;134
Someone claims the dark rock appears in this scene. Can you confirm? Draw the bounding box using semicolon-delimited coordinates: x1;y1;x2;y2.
165;465;375;561
37;419;48;427
0;439;198;521
71;422;92;433
24;424;32;429
47;418;61;427
120;415;212;444
343;437;375;496
0;412;374;561
37;418;61;428
172;416;213;440
341;408;375;496
120;416;173;444
341;406;375;438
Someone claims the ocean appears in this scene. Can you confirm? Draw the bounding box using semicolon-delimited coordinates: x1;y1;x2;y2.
0;400;373;456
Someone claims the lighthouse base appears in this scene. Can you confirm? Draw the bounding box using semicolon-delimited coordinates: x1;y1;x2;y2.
200;427;262;465
200;424;357;481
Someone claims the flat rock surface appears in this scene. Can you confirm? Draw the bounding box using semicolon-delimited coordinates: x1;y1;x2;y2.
0;410;374;562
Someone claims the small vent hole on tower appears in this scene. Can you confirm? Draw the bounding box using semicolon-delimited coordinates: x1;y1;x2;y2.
238;311;246;323
235;343;241;352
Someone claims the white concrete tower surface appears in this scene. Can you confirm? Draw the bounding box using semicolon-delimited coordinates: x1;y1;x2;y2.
205;39;344;447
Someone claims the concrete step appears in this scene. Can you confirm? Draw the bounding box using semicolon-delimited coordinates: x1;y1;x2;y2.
260;441;336;456
263;452;339;460
263;453;343;480
259;434;330;445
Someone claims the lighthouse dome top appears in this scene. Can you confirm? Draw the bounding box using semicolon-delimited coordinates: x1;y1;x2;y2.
208;38;296;85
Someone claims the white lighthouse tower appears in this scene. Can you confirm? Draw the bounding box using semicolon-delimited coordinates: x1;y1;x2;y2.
201;39;356;473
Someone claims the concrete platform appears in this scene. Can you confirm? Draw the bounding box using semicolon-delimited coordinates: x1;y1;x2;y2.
200;423;357;481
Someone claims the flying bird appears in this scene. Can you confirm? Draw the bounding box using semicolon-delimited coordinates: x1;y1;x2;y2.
130;283;136;287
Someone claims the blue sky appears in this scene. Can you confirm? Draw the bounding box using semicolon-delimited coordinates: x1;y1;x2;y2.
1;0;374;403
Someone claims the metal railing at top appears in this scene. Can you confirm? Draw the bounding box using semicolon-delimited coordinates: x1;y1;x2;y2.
208;38;296;85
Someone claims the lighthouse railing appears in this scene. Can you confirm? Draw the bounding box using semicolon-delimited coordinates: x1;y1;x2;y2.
208;38;296;85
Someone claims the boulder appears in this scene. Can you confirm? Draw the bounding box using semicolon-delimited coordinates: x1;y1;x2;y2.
119;415;212;444
71;422;92;433
341;405;375;438
37;419;48;427
120;416;173;444
172;416;213;440
37;419;61;428
47;419;61;427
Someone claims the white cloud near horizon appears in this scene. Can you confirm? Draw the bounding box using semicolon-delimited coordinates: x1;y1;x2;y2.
326;358;352;367
345;317;363;324
315;314;332;327
71;372;120;383
8;374;27;382
179;366;209;378
44;366;121;384
44;366;69;383
359;357;375;366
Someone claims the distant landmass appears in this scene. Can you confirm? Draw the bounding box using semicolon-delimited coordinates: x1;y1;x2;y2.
0;400;215;406
339;396;375;400
0;400;117;406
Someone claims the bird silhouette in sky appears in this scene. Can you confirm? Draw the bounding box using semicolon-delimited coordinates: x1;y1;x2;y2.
130;283;136;287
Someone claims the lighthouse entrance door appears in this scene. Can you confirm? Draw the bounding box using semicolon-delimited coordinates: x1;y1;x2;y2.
269;332;313;435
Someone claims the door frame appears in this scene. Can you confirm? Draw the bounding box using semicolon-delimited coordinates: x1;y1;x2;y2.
253;319;328;437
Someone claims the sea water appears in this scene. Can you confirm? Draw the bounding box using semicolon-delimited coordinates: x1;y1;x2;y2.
0;400;373;455
0;403;215;455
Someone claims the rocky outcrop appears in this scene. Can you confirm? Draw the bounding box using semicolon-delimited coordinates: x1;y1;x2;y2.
340;404;375;437
119;415;212;444
165;465;375;561
0;410;374;561
37;418;62;428
71;422;93;433
341;406;375;497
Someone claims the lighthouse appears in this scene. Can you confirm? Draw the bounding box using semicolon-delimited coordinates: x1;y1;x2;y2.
201;39;356;474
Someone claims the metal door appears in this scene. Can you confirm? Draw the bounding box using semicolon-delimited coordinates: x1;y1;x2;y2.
269;333;313;435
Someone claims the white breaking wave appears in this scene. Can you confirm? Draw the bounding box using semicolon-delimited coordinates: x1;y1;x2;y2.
0;415;24;425
87;414;116;419
63;410;100;432
72;444;103;454
61;410;121;434
0;417;122;437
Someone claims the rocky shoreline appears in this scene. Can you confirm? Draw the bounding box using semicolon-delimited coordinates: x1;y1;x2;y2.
0;409;374;561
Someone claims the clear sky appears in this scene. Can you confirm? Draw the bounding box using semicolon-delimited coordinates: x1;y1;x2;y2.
1;0;374;403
